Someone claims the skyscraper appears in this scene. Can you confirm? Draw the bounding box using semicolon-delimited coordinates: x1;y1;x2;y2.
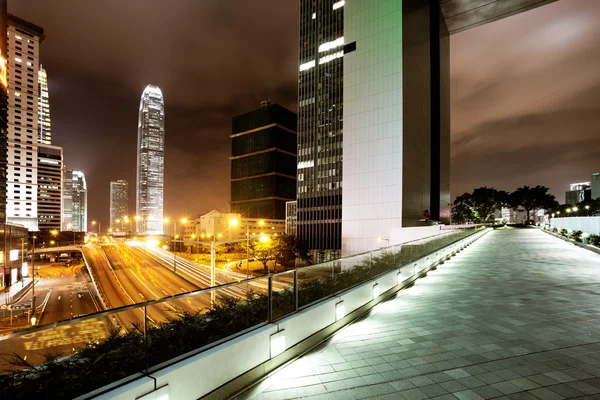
6;14;44;230
230;101;297;219
36;144;62;230
61;165;73;230
71;170;87;232
0;1;8;223
136;85;164;234
297;0;450;258
37;65;50;144
110;180;128;230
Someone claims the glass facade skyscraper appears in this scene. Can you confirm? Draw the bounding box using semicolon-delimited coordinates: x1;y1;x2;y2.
36;144;62;230
230;102;297;220
298;0;450;258
61;165;73;230
71;170;86;232
297;0;345;258
110;180;128;230
136;85;164;234
37;65;50;144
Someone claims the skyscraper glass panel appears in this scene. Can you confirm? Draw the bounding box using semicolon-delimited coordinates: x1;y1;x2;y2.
297;0;344;259
136;85;164;234
38;66;51;144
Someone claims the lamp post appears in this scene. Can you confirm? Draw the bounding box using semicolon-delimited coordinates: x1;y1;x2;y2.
91;220;101;236
585;205;590;216
229;218;264;279
165;218;187;273
31;235;36;324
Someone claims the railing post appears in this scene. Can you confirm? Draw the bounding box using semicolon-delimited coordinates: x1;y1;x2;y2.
143;304;148;373
293;270;298;312
268;275;273;323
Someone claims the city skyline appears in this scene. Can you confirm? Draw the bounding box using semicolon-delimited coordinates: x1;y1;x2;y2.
6;0;600;231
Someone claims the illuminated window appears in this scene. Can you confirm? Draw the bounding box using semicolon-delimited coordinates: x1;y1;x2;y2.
299;60;316;71
332;1;344;10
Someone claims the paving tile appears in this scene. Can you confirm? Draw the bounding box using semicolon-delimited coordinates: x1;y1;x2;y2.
399;387;428;400
527;387;565;400
452;389;485;400
239;230;600;400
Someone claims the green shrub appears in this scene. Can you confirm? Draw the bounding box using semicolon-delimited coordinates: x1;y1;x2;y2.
560;229;569;237
588;234;600;247
570;230;583;242
552;227;558;233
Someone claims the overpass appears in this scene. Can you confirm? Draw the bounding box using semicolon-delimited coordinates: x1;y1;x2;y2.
442;0;557;34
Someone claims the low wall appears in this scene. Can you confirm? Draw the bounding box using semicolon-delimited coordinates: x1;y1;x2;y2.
86;228;490;400
389;225;445;246
549;216;600;235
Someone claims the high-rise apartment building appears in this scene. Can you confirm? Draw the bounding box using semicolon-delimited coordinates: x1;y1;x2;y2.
110;180;128;230
36;144;62;230
0;1;8;223
230;101;297;220
298;0;450;257
37;65;50;144
136;85;164;234
71;170;87;232
6;14;44;231
62;165;73;230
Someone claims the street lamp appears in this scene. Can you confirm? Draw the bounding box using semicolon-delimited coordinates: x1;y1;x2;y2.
573;207;579;213
91;220;101;236
165;217;188;273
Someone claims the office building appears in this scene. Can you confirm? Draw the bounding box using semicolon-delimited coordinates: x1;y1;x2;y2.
61;165;73;230
0;1;8;223
285;200;296;236
230;100;297;220
37;65;50;144
6;14;44;230
71;170;87;232
110;180;128;230
592;173;600;200
136;84;164;234
297;0;450;257
36;143;62;230
565;182;591;206
198;210;285;242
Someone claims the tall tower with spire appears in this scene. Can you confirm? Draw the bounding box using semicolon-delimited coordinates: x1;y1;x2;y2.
136;85;164;234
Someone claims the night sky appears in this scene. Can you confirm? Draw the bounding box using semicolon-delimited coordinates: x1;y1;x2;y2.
8;0;600;232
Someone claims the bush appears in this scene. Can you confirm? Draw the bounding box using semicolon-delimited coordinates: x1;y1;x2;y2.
588;234;600;247
560;229;569;237
570;230;583;243
552;227;558;234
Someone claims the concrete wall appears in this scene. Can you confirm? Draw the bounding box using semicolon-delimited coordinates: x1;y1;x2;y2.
550;217;600;235
88;228;490;400
341;0;404;256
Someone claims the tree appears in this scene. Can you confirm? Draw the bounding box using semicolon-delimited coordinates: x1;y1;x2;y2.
452;193;476;224
240;238;276;271
510;185;558;223
272;234;311;268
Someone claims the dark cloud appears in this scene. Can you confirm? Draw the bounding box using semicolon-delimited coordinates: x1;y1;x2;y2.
9;0;299;233
7;0;600;232
451;0;600;202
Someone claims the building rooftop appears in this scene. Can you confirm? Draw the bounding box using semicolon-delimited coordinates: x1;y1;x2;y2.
7;13;45;41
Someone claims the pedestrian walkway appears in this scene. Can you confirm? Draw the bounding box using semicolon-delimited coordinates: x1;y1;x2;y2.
0;277;33;306
239;229;600;400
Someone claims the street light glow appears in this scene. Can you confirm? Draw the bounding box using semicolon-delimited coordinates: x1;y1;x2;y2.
50;230;58;236
258;220;265;226
163;217;170;223
229;218;239;227
573;207;579;212
260;235;270;243
181;218;188;224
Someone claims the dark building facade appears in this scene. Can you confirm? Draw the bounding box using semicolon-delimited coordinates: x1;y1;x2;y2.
230;102;297;220
298;0;450;257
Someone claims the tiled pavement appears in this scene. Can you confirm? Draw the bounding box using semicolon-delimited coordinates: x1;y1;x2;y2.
238;229;600;399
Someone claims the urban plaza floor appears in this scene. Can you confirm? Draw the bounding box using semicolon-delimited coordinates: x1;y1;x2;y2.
238;228;600;400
